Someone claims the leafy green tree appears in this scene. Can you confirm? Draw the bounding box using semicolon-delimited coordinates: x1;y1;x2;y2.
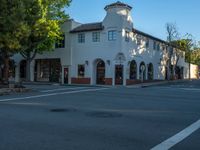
172;34;196;79
0;0;30;83
20;0;71;81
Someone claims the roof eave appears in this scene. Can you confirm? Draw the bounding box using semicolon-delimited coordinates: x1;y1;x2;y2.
70;27;104;33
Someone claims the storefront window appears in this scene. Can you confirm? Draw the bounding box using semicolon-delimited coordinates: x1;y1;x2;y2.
78;65;85;77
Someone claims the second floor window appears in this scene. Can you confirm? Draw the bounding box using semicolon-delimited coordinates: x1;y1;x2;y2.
146;39;149;48
92;32;100;42
108;30;117;41
157;43;160;51
78;33;85;43
153;41;156;50
137;36;141;45
125;31;130;42
55;34;65;48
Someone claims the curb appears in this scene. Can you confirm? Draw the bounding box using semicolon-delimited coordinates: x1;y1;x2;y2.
126;79;190;88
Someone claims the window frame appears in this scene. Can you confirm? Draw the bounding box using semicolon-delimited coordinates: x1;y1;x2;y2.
157;43;160;51
146;38;149;48
153;41;156;50
92;32;100;42
108;30;117;41
125;31;130;42
137;36;142;45
78;33;85;43
78;64;85;78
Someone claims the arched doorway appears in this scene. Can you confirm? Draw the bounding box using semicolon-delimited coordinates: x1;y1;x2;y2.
20;60;26;79
96;60;105;84
139;62;146;81
180;67;184;79
130;60;137;80
148;63;154;80
175;66;181;79
114;53;126;85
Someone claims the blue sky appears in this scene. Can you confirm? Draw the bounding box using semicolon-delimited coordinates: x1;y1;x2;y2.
66;0;200;42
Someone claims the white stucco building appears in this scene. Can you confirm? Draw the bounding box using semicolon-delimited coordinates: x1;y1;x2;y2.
13;1;190;85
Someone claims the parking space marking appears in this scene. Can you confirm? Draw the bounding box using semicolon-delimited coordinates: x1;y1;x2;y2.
40;87;89;93
0;88;109;102
151;119;200;150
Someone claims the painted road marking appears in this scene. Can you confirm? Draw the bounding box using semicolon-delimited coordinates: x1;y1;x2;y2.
151;119;200;150
0;88;109;102
179;88;200;91
40;87;89;93
149;87;200;91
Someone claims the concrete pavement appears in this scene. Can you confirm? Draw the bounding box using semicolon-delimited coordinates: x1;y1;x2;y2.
0;80;200;150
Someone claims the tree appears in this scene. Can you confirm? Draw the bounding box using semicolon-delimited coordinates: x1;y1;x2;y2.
0;0;30;83
165;23;179;80
20;0;71;81
190;49;200;65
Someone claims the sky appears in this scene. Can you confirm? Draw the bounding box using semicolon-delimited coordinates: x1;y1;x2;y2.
66;0;200;42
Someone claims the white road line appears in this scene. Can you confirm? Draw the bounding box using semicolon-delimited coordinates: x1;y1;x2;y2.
179;88;200;91
150;87;200;91
40;87;88;93
151;119;200;150
0;88;109;102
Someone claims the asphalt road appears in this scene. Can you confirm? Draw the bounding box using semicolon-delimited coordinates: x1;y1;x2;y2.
0;80;200;150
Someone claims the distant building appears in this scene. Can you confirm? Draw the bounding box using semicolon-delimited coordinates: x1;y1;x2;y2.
13;1;191;85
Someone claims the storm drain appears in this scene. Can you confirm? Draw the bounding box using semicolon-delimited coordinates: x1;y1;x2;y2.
50;108;77;113
86;111;122;118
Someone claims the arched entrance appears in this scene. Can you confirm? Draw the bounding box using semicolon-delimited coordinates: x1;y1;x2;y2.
148;63;154;80
139;62;146;81
130;60;137;79
114;53;126;85
96;59;105;84
115;65;123;85
175;66;181;79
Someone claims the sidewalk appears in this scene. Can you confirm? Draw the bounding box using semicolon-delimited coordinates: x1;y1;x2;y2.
0;86;30;96
126;79;190;88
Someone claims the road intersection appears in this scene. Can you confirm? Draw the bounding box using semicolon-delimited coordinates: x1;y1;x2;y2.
0;80;200;150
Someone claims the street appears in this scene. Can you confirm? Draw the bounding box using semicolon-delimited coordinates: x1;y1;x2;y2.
0;80;200;150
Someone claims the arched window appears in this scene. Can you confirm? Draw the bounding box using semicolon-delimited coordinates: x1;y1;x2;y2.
148;63;154;80
130;60;137;79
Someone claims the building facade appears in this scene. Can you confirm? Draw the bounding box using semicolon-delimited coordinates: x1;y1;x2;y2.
13;1;189;85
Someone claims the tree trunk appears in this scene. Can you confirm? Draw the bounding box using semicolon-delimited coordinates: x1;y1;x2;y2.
167;59;171;80
3;56;10;84
167;65;171;80
26;59;31;81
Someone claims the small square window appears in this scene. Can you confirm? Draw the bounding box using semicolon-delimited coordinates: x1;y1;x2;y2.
78;33;85;43
92;32;100;42
108;30;117;41
78;65;85;77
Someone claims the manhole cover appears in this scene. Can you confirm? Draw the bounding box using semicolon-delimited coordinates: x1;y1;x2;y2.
86;111;122;118
50;108;77;113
